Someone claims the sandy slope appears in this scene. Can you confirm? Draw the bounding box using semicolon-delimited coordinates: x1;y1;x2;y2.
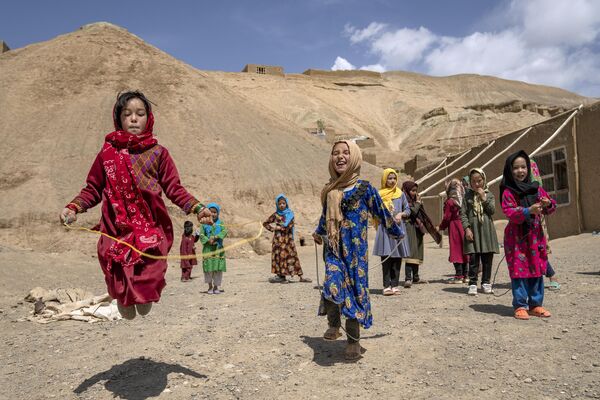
0;22;592;254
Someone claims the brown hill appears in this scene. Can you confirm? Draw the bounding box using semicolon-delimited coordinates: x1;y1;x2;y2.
0;22;592;252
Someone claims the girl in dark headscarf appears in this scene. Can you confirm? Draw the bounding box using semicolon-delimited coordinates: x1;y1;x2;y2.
500;150;556;320
401;181;425;287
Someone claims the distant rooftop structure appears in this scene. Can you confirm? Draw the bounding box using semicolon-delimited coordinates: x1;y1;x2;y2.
242;64;284;76
1;40;10;54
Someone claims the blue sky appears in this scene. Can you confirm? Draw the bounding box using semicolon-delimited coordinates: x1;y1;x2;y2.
2;0;599;96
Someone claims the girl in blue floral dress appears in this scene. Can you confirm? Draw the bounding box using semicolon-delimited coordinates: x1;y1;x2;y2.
313;140;403;360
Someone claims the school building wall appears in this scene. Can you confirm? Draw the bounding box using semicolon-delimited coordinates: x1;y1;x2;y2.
417;110;586;240
574;105;600;232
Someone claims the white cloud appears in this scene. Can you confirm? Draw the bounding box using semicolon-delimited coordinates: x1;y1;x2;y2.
341;0;600;95
511;0;600;46
344;22;387;44
370;27;437;69
360;64;386;73
425;31;525;77
331;56;356;71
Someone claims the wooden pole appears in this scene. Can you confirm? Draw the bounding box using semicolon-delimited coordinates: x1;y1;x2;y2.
487;105;583;187
572;113;584;233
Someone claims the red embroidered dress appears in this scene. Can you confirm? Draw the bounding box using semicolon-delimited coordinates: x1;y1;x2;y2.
67;112;200;306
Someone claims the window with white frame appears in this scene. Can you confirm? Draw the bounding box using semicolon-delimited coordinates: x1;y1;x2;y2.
532;147;569;205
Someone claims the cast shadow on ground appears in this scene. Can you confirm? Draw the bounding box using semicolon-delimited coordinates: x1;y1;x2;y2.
469;303;514;317
300;333;389;367
441;286;469;295
73;358;206;400
576;271;600;276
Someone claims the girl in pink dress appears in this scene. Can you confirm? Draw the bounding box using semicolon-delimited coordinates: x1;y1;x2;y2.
500;150;556;320
438;178;468;283
60;91;213;319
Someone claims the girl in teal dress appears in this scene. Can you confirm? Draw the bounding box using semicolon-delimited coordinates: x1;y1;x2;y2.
199;203;227;294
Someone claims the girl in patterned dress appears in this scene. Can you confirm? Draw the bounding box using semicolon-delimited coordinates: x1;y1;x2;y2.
60;91;213;319
263;194;311;283
313;141;403;361
500;150;556;320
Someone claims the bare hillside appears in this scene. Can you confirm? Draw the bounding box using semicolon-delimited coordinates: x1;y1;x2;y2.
0;22;592;252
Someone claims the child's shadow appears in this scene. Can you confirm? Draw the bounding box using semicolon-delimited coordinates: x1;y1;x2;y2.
300;333;389;366
469;303;514;317
300;335;347;366
73;358;206;400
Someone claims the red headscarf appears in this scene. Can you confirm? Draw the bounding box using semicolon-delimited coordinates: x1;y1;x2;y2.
101;102;163;271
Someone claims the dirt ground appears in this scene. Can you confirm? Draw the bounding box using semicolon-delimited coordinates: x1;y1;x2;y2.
1;231;599;400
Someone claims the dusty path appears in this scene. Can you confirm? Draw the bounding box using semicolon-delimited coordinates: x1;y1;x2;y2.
1;233;599;399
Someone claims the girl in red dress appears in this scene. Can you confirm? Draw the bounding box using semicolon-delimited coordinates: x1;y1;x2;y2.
60;91;212;319
438;178;469;283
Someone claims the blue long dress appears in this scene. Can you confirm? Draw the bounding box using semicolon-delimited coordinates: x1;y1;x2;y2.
315;180;403;328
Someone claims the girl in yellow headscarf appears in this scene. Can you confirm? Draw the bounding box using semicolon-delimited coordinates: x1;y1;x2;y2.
373;168;411;295
312;141;403;361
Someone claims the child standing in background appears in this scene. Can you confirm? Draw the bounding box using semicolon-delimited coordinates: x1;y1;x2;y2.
530;158;561;291
500;150;556;319
438;179;468;283
200;203;228;294
401;181;425;288
180;221;198;282
263;194;311;283
460;168;499;296
373;168;410;295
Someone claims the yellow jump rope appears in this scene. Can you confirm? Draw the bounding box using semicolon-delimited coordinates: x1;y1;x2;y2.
62;221;264;260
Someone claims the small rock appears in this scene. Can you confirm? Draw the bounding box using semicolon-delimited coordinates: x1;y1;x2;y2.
524;378;533;383
223;364;235;369
572;355;578;360
163;388;171;393
553;336;562;340
562;328;569;333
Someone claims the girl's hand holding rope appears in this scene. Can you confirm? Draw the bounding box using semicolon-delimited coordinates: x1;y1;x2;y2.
60;208;77;225
312;232;323;245
196;207;213;225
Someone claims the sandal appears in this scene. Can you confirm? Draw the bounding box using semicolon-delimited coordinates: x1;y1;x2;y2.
323;327;342;341
392;287;400;295
299;277;312;283
383;287;394;296
344;342;363;361
529;306;551;318
514;307;530;320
